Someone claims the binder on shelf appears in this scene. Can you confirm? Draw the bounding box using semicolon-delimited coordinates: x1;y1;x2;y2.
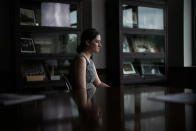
21;63;47;81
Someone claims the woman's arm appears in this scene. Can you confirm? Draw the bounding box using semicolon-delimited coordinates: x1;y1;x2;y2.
92;62;110;88
73;57;91;110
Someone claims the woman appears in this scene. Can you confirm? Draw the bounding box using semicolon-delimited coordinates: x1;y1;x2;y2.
70;28;110;128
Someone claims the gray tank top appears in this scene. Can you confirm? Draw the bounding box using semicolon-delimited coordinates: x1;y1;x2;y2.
69;54;97;99
79;55;97;99
79;54;96;89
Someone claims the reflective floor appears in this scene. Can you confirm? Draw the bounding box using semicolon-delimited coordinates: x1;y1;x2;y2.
0;85;195;131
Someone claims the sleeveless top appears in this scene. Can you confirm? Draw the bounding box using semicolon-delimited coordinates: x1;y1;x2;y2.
70;54;97;100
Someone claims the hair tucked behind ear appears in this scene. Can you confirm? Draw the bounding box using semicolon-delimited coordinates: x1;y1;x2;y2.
77;28;100;53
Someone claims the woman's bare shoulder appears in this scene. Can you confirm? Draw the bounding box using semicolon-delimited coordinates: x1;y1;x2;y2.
75;55;86;65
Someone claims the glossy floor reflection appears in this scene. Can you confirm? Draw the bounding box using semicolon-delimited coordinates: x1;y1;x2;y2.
123;85;196;131
0;85;195;131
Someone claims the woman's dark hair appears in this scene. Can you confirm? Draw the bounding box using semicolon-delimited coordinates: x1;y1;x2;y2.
77;28;100;53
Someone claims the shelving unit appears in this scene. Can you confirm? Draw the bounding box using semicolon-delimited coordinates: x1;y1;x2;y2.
106;0;168;85
14;0;81;92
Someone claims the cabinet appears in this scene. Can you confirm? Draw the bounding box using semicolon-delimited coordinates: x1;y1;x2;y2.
14;0;81;92
106;0;168;85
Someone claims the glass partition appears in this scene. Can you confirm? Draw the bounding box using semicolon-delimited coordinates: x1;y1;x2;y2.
123;34;165;53
122;5;137;28
138;6;164;29
123;58;165;77
122;5;164;30
29;32;78;54
139;59;165;76
45;59;72;80
21;59;72;81
20;2;78;28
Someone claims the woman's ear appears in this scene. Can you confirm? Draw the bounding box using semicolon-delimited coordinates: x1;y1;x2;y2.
85;40;90;46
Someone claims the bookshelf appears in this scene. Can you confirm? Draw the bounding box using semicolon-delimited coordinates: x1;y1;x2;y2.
106;0;168;85
14;0;81;92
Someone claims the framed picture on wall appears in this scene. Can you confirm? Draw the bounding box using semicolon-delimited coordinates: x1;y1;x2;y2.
20;8;36;26
20;38;36;53
123;61;136;75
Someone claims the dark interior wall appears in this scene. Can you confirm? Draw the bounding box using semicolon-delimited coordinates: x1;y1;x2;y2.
0;1;10;71
167;0;196;90
81;0;92;31
105;0;120;86
0;0;13;92
168;0;184;67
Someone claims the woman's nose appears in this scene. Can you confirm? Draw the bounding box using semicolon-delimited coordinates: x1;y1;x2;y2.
99;42;102;47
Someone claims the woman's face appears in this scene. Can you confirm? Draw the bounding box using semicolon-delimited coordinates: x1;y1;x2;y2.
86;34;102;53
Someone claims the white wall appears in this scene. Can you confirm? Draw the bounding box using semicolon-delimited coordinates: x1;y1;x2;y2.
92;0;106;69
184;0;192;66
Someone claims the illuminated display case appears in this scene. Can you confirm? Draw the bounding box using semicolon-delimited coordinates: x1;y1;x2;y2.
106;0;168;85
